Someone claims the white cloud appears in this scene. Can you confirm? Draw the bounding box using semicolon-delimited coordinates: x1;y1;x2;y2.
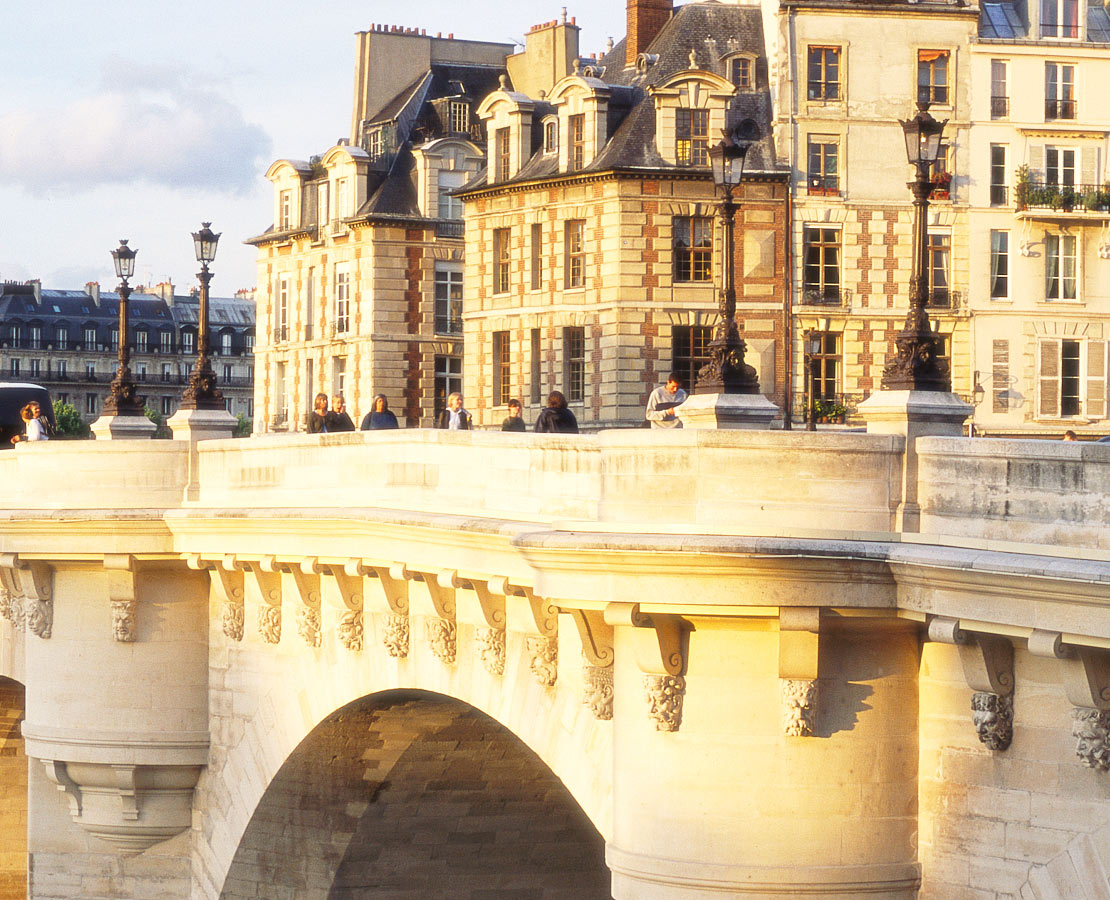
0;58;271;195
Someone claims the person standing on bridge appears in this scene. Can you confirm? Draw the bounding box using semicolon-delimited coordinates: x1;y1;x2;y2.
307;393;330;434
329;395;356;432
436;392;472;430
534;391;578;434
645;372;687;428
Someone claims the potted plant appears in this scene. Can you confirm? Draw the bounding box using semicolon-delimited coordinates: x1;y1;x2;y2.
1014;165;1031;210
812;398;849;424
930;171;952;200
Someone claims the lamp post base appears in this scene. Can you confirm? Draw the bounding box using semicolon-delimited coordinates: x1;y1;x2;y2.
167;407;238;442
858;389;972;532
675;392;780;431
90;414;157;441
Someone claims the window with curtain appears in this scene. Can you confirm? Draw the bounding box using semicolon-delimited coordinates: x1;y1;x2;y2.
1045;233;1077;300
990;231;1009;300
917;50;949;105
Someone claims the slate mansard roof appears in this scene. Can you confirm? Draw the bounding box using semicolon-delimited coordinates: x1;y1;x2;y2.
0;283;255;341
463;1;785;194
979;0;1110;40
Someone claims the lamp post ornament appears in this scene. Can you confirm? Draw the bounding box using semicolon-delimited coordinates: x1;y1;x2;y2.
696;126;761;395
179;222;226;410
102;239;146;416
881;100;951;392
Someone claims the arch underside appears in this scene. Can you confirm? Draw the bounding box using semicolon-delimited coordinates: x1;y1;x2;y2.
0;676;27;900
219;690;611;900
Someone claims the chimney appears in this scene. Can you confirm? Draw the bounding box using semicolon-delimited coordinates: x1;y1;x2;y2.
29;279;41;304
626;0;672;66
85;281;100;305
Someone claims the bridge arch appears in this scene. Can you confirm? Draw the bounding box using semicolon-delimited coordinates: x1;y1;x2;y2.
215;690;610;900
0;676;27;900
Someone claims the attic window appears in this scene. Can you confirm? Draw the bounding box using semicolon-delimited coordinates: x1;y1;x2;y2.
368;128;384;161
449;101;469;134
544;118;559;152
728;57;753;90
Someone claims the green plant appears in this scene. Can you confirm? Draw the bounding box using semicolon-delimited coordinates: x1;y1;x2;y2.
51;399;91;439
144;405;172;439
234;413;253;438
1060;187;1078;210
812;398;848;420
1014;164;1031;209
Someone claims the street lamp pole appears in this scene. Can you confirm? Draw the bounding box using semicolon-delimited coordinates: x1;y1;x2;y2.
102;240;146;416
881;101;951;392
699;129;760;395
179;222;225;411
803;329;820;431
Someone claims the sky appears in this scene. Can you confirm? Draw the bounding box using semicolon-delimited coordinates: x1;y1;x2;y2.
0;1;626;296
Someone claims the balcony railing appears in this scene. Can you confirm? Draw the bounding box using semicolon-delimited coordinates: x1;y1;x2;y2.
925;289;961;310
1016;181;1110;214
990;95;1009;119
435;220;465;238
1045;98;1076;120
806;176;840;197
800;288;849;307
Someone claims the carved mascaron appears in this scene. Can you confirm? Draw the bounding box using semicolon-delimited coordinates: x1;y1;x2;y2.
1073;707;1110;771
971;691;1013;752
645;674;685;732
583;664;614;720
781;679;818;738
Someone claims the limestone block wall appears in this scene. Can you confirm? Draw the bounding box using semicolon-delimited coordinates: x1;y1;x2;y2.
0;677;26;900
919;641;1110;900
916;436;1110;548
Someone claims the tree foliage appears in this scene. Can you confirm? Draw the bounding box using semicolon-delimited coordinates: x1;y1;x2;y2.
52;400;91;439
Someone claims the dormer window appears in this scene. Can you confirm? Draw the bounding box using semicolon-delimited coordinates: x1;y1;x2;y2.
728;57;753;89
496;128;511;181
544;118;559;153
1041;0;1079;38
676;109;710;166
317;182;330;225
368;128;384;161
279;190;292;229
449;101;469;134
569;114;585;171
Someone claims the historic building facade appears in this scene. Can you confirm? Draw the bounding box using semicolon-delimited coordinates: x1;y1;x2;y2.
249;27;510;431
460;1;789;429
965;0;1110;436
0;280;255;425
762;0;980;419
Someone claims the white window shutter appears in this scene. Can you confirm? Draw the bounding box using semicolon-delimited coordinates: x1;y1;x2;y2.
1081;146;1098;187
1087;340;1107;419
1028;143;1045;181
1038;338;1061;418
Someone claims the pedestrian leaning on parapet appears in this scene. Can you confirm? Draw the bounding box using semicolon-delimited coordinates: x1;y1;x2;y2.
534;391;578;434
10;403;48;443
329;395;356;432
307;393;330;434
501;399;526;432
361;395;399;430
645;372;688;429
435;392;472;430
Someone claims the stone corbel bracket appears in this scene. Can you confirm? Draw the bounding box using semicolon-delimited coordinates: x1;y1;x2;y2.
0;553;53;638
567;608;614;720
929;616;1014;751
370;563;412;657
291;559;324;648
779;607;821;738
187;554;247;642
419;570;459;664
470;579;507;677
489;577;558;686
249;556;286;644
1029;630;1110;770
328;559;369;652
104;555;139;643
605;603;688;732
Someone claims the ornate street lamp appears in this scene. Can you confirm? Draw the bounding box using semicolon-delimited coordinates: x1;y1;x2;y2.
881;101;950;391
803;329;821;431
102;239;146;416
697;126;761;395
179;222;225;410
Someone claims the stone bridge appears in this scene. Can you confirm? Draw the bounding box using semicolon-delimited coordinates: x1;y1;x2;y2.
1;428;1109;900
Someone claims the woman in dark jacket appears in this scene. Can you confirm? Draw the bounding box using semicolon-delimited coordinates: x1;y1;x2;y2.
360;394;399;430
307;392;330;433
534;390;578;434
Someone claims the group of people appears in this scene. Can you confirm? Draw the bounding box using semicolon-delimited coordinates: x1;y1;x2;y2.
306;375;688;436
307;393;399;433
435;391;580;434
10;401;53;444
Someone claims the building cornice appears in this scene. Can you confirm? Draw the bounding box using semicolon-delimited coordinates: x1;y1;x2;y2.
459;167;789;201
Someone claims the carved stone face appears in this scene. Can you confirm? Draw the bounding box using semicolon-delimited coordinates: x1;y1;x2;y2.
1072;708;1110;771
582;666;614;719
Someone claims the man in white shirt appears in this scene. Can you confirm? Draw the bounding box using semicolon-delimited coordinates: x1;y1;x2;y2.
645;373;688;428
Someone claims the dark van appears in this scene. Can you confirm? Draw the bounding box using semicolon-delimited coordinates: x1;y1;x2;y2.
0;382;54;448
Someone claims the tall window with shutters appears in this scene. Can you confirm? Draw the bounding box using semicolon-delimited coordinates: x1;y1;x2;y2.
1045;233;1077;301
1038;338;1108;419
